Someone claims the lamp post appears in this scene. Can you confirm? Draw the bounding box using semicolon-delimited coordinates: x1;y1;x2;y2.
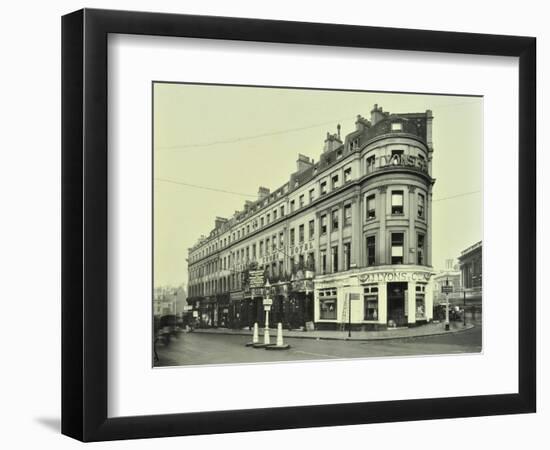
463;288;467;327
264;279;271;345
445;277;450;331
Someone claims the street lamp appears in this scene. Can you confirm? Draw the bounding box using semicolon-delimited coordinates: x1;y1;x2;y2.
445;277;450;331
263;279;272;345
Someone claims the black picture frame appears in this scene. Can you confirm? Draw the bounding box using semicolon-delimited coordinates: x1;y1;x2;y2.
61;8;536;442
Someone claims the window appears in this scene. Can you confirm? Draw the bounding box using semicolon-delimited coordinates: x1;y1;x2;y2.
319;288;337;319
266;238;270;253
332;209;339;230
391;233;404;264
299;224;305;243
290;200;295;212
417;233;425;265
344;242;351;270
418;193;425;218
280;205;285;217
299;195;304;208
332;246;339;273
367;235;376;266
344;167;352;183
415;284;426;318
336;149;343;159
260;217;265;227
364;285;379;320
290;228;295;246
391;190;404;214
332;174;340;190
320;181;327;195
252;244;256;259
344;204;352;227
273;209;277;220
272;234;277;251
391;122;403;131
298;254;305;269
259;241;264;257
307;252;315;271
246;225;250;234
308;219;315;240
366;194;376;219
279;232;284;248
309;188;315;203
267;213;270;223
320;249;327;274
246;247;249;261
278;260;284;276
237;230;240;239
366;155;376;172
321;215;327;234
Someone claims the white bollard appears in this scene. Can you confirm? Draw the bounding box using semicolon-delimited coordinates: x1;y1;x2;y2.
276;322;284;347
265;322;290;350
252;322;259;344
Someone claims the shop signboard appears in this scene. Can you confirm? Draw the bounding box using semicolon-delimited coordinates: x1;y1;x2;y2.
263;298;273;306
249;270;265;288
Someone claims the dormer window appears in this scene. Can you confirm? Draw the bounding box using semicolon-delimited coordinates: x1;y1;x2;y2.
391;122;403;131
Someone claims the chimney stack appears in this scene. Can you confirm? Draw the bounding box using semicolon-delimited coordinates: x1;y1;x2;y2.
370;104;385;126
257;186;270;200
296;154;314;173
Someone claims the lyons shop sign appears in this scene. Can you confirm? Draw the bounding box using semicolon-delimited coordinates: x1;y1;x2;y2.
376;154;428;173
358;271;432;283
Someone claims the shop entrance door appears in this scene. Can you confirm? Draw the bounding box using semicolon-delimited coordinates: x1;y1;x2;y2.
387;282;407;326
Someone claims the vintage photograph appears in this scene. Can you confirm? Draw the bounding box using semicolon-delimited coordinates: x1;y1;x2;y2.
152;83;483;367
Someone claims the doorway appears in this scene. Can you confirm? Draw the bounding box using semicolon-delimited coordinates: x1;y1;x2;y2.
387;282;407;326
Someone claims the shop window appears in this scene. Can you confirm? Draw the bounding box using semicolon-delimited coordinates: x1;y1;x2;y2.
299;224;305;243
344;167;352;183
344;204;352;227
418;193;425;218
415;284;426;318
332;209;339;230
364;285;379;320
319;289;338;319
344;242;351;270
391;190;404;214
366;194;376;219
309;219;315;240
321;214;327;235
417;233;425;265
391;232;404;264
367;235;376;266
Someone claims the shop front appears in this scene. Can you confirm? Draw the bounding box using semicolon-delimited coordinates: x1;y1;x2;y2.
288;277;314;330
314;266;434;330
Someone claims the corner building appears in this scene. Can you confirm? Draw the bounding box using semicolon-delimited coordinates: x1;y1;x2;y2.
187;105;436;330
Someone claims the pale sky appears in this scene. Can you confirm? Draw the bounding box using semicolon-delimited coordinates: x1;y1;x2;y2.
153;83;483;287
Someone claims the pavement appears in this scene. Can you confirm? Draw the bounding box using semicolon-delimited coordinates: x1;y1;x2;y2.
189;320;474;341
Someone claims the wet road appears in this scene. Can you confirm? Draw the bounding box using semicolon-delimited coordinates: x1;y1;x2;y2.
155;323;482;367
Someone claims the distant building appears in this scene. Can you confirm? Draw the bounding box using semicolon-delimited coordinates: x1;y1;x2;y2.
188;105;436;330
153;285;188;318
459;241;482;290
